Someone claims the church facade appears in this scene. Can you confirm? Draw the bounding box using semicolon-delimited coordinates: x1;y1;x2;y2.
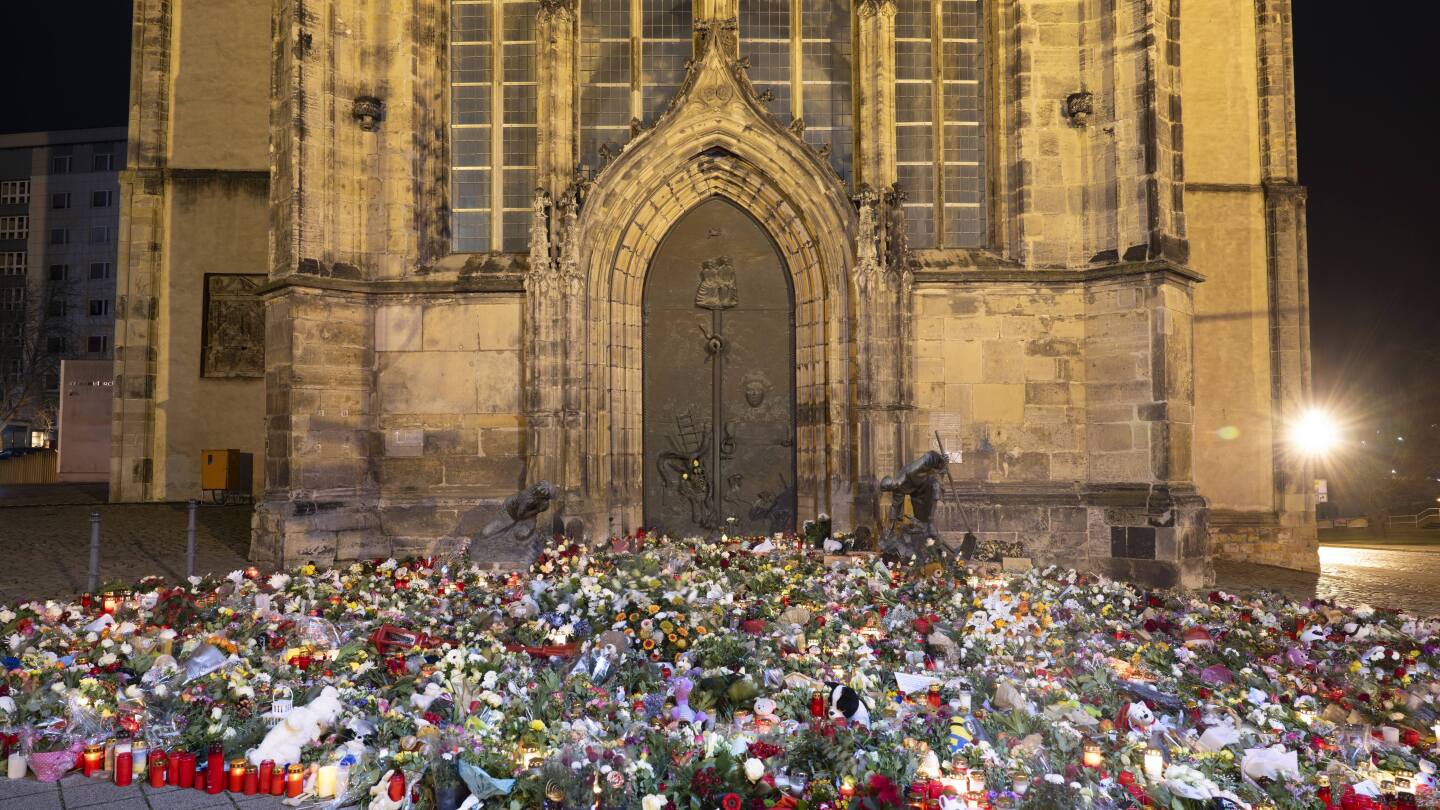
112;0;1316;585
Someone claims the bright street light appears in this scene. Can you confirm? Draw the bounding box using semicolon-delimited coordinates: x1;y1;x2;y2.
1288;408;1341;457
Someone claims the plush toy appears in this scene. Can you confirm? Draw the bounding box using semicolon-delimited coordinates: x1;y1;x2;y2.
670;677;709;727
946;714;975;753
248;685;344;767
826;683;870;727
1116;700;1155;733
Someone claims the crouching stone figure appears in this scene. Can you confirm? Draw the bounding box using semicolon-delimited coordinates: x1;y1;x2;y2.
878;451;947;565
470;480;558;564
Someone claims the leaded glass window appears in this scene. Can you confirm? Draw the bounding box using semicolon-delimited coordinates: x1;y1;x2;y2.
894;0;984;249
449;0;537;253
739;0;854;184
578;0;695;173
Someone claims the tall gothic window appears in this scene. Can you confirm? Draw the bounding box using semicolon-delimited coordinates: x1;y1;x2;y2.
578;0;694;173
894;0;984;249
739;0;854;184
450;0;538;253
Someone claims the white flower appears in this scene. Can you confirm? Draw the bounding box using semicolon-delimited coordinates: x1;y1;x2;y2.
641;795;668;810
96;652;117;667
0;609;14;623
1044;773;1064;784
267;573;291;590
744;758;765;783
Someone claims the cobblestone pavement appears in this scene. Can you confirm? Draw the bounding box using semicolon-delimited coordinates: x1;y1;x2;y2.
0;486;257;604
1213;545;1440;617
0;772;286;810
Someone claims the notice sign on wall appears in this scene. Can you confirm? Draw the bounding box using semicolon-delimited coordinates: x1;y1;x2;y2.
931;412;965;464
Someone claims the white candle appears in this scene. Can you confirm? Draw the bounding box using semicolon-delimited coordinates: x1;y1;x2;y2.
1143;747;1165;781
314;764;338;798
7;753;25;779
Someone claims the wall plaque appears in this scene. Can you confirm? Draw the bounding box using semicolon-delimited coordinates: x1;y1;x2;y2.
201;274;266;378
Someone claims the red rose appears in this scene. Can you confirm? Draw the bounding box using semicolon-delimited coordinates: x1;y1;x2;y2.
721;793;742;810
865;774;901;805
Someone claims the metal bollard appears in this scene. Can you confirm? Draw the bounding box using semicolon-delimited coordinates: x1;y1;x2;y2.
88;512;101;592
186;499;198;579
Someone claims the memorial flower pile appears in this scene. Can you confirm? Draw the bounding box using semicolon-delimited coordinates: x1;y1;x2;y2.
0;533;1438;809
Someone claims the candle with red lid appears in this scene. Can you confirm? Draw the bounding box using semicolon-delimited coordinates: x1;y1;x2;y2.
114;752;133;787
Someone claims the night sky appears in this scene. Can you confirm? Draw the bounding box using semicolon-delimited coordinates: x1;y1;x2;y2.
1;4;1432;410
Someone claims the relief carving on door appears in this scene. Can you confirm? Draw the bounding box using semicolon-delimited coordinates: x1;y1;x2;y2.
643;199;796;537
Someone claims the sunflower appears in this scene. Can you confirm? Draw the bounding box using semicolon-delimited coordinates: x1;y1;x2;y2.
667;633;677;643
642;638;655;650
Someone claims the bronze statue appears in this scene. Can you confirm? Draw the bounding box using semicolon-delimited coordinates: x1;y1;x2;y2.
878;451;948;564
470;480;558;564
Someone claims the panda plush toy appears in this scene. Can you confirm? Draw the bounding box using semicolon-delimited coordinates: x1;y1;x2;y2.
826;683;871;728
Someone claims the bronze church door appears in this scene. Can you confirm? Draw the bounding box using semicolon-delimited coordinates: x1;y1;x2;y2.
643;199;796;537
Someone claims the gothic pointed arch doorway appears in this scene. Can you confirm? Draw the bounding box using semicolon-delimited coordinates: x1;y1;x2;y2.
642;198;797;536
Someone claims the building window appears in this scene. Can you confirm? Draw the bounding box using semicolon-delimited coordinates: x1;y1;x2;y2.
88;335;109;354
89;299;110;317
91;189;114;208
574;0;694;176
736;0;854;183
0;252;24;276
0;216;27;239
51;192;71;210
51;155;72;174
49;264;68;282
0;180;29;205
0;287;24;311
448;0;541;253
893;0;984;249
46;298;64;317
46;335;66;354
88;226;112;245
89;262;112;280
49;228;69;245
92;142;117;171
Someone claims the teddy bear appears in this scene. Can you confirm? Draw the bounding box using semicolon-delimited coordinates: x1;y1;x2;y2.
249;685;345;767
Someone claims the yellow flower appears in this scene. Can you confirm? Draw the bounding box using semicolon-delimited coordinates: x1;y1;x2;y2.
647;604;660;615
676;639;687;649
667;633;677;643
642;638;655;650
660;621;675;634
529;719;546;732
695;626;708;635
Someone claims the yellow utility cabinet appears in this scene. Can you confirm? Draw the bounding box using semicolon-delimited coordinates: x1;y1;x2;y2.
200;449;253;503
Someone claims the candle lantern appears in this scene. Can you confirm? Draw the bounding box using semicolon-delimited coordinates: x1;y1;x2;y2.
966;769;986;791
315;764;338;798
957;689;973;713
1081;742;1103;769
206;744;225;793
229;758;247;792
131;741;148;778
1143;746;1165;781
103;737;118;772
927;683;943;709
369;624;422;655
258;760;275;793
387;770;405;801
83;744;103;777
174;752;193;788
243;764;258;795
270;763;287;795
101;591;125;615
149;750;167;788
809;690;826;719
1009;769;1029;795
114;752;133;787
963;792;984;810
286;764;305;798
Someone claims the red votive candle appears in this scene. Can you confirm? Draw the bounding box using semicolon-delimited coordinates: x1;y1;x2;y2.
229;758;246;793
388;771;405;801
258;760;274;794
114;752;133;787
271;764;287;795
243;764;258;795
149;751;167;788
286;764;304;798
194;755;206;791
176;752;195;788
206;760;223;794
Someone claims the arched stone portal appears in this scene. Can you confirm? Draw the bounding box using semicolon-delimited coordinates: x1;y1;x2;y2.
643;198;797;537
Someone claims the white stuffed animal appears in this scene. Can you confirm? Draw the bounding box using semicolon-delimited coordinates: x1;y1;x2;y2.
248;685;345;766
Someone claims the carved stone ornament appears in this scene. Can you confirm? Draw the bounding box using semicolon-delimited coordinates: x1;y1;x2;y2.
1065;90;1094;127
537;0;574;21
694;256;738;310
352;96;384;131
